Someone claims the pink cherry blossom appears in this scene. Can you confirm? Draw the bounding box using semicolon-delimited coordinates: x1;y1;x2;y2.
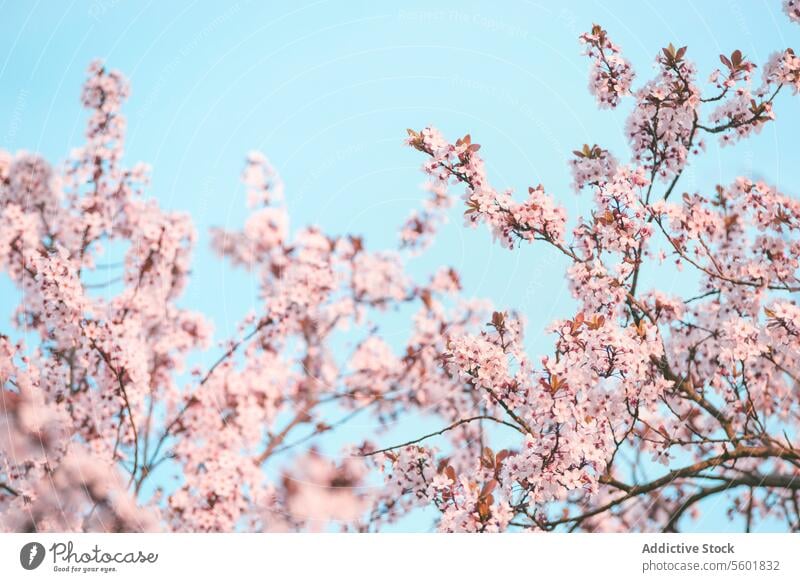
579;24;634;108
3;13;800;535
785;0;800;24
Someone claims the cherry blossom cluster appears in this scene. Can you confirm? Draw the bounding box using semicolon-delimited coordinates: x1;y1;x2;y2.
579;24;635;108
1;338;158;532
626;44;700;180
3;61;429;532
708;92;774;146
399;179;452;252
569;144;618;191
443;334;510;391
785;0;800;24
406;128;565;249
708;50;756;91
393;14;800;532
763;48;800;94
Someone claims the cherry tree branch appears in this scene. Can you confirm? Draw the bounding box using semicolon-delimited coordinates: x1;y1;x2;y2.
359;415;524;457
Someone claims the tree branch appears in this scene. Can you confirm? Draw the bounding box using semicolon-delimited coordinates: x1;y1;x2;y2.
359;415;524;457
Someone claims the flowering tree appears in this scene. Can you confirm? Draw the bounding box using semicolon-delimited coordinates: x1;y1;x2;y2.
2;8;800;533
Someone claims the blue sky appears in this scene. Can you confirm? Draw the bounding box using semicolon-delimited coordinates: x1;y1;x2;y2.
1;1;799;531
